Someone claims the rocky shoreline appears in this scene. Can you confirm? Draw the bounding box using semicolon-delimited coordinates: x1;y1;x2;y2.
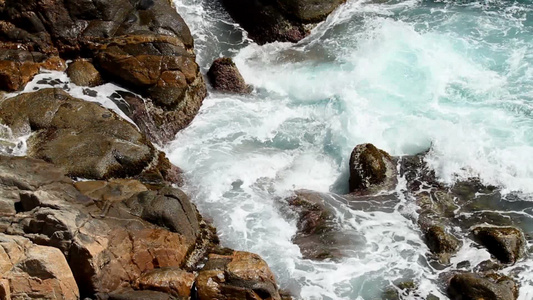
0;0;530;299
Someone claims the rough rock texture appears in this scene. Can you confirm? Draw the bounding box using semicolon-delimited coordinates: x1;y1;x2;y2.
135;267;196;298
207;57;251;93
473;226;525;264
349;143;396;193
0;234;79;300
422;224;460;264
221;0;345;44
194;251;282;300
448;273;519;300
286;190;348;260
0;50;66;91
0;155;211;298
66;60;103;87
0;0;207;144
0;89;156;179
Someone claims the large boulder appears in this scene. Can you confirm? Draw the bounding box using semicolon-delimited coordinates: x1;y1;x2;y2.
0;89;157;179
472;226;525;264
66;60;103;87
349;143;396;193
207;57;251;93
221;0;345;44
194;251;282;300
421;224;460;264
0;234;79;300
448;273;518;300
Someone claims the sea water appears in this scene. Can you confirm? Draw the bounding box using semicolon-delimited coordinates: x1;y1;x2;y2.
167;0;533;299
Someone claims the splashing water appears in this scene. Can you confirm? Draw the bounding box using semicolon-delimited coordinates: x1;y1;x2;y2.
173;0;533;298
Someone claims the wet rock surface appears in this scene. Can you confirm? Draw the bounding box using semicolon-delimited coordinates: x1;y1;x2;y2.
0;0;207;146
207;57;251;93
448;272;519;300
194;251;282;300
66;60;103;87
349;143;397;193
473;226;525;264
221;0;345;44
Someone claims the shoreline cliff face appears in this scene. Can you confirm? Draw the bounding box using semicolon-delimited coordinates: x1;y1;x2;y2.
0;0;287;299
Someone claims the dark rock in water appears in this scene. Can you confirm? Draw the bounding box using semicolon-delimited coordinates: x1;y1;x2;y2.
421;224;460;264
448;273;518;300
207;57;251;94
194;251;282;300
66;60;103;87
109;90;204;146
473;226;525;264
221;0;345;44
349;143;396;193
286;190;363;260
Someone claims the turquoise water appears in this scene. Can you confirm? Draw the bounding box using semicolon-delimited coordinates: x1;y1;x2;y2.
168;0;533;298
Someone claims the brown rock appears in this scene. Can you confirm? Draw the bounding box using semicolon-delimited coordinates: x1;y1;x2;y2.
473;226;525;264
207;57;251;93
448;272;518;300
349;143;396;193
135;267;196;297
0;233;79;300
67;60;103;87
195;251;281;300
422;224;460;264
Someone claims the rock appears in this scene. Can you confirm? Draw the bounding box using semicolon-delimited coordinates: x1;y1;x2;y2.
422;224;460;264
107;290;179;300
286;190;361;260
0;155;208;297
221;0;345;44
207;57;251;93
0;0;207;136
0;233;79;300
66;60;103;87
448;273;518;300
195;251;281;300
473;226;525;264
349;143;396;193
0;89;156;179
0;50;66;91
135;267;196;297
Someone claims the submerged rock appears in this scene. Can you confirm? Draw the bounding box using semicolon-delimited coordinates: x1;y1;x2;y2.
473;226;525;264
448;273;518;300
66;60;103;87
349;143;396;193
221;0;345;44
195;251;282;300
207;57;251;94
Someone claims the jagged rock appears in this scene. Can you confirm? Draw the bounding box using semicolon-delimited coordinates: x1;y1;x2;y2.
286;190;346;260
207;57;251;93
0;89;157;179
66;60;103;87
448;273;518;300
221;0;345;44
0;155;206;297
473;226;525;264
0;0;207;136
349;143;396;193
422;224;460;264
0;233;79;300
134;267;196;297
195;251;281;300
